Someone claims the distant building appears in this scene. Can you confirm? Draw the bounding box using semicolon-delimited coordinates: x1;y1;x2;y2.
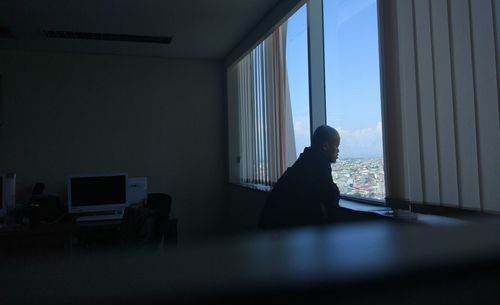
332;157;385;200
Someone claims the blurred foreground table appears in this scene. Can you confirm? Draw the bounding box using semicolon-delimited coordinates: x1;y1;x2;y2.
2;220;500;305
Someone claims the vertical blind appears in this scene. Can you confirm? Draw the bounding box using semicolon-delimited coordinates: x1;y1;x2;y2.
234;24;294;186
386;0;500;212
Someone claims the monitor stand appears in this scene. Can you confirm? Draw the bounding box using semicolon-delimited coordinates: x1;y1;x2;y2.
75;210;124;222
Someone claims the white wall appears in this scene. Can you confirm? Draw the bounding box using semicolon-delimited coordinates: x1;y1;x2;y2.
0;49;227;240
226;185;267;234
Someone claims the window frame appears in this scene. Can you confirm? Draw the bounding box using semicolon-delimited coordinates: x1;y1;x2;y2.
229;0;388;206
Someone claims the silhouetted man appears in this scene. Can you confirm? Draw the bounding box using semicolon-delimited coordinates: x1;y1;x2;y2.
259;125;385;229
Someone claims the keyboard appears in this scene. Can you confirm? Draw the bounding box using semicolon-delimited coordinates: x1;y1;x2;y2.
75;213;124;222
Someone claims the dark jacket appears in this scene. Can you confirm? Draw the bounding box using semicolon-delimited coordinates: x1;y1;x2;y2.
258;146;340;229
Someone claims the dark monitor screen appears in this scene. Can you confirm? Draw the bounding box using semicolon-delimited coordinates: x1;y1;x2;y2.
70;175;126;207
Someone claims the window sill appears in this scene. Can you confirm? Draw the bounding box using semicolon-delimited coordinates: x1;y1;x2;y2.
229;182;272;192
229;183;387;208
340;194;386;206
229;183;478;226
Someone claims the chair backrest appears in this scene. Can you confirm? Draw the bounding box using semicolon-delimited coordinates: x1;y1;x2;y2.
145;193;172;221
120;207;158;247
120;193;172;248
31;183;45;196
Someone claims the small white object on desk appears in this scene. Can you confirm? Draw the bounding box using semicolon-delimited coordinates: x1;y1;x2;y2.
128;177;148;205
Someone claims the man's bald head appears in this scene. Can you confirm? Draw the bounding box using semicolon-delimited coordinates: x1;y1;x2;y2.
312;125;340;163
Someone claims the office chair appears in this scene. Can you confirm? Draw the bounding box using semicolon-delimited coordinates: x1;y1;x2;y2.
145;193;172;243
120;193;172;248
26;183;65;226
31;183;45;196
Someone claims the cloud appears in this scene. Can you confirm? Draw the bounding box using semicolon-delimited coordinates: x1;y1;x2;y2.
294;120;310;138
291;120;383;159
336;121;383;158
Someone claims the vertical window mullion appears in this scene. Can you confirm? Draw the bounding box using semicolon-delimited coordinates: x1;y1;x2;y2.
307;0;327;133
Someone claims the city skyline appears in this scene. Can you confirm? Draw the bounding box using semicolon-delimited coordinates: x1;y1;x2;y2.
332;157;385;199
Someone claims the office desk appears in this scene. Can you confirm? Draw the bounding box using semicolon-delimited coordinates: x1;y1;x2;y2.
0;218;177;257
0;219;117;257
3;220;500;305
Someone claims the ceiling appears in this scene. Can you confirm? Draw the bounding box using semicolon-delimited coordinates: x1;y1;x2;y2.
0;0;281;59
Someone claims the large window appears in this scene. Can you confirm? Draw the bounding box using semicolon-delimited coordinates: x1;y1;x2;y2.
228;0;385;201
324;0;385;200
229;0;500;211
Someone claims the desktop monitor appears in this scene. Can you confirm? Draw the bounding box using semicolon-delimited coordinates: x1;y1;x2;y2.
67;173;128;214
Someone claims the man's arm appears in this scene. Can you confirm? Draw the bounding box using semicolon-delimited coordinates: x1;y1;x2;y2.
321;181;340;221
321;181;390;224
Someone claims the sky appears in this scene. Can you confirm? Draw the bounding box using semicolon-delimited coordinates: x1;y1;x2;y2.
286;0;383;159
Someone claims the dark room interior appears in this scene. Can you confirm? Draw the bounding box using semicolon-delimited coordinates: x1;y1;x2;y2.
1;0;500;304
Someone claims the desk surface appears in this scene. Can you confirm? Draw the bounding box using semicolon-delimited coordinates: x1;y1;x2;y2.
0;219;121;236
3;219;500;305
339;199;470;226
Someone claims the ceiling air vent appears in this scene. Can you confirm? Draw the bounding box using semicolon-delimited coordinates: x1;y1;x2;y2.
43;30;172;44
0;26;15;39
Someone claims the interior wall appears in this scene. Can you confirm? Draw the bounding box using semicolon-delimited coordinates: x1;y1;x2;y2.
226;65;240;184
0;49;227;241
383;0;500;211
226;185;267;234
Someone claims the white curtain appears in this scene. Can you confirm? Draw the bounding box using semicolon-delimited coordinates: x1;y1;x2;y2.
235;23;296;186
